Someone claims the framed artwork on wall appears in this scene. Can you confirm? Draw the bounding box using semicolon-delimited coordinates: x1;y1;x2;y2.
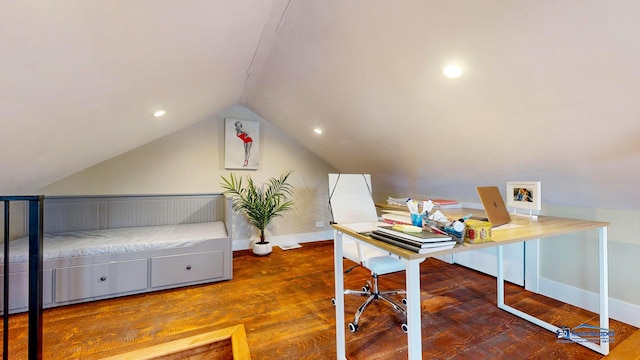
506;181;541;211
224;118;260;170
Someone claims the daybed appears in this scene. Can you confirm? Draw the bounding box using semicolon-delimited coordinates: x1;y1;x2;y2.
1;194;232;313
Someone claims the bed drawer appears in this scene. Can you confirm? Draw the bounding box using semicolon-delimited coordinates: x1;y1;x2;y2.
55;259;148;303
0;269;53;312
151;250;225;288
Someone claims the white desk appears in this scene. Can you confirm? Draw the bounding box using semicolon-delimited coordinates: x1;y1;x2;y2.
333;211;609;359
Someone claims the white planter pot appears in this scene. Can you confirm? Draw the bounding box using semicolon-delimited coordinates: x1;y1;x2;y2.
252;242;272;256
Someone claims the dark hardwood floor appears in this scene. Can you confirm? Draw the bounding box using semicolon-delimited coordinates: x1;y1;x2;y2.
2;240;637;359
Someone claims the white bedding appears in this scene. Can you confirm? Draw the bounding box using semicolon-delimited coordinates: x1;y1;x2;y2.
3;222;227;262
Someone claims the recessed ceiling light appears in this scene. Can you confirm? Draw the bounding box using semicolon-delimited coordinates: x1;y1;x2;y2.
153;110;166;117
443;65;463;79
314;128;323;135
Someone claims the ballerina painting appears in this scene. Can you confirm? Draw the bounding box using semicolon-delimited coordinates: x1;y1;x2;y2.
225;118;260;169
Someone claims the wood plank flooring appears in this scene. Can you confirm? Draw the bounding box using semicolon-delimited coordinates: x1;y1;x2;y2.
1;240;637;359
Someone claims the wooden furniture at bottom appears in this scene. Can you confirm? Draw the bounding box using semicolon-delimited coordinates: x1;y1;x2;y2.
100;324;251;360
333;211;610;360
602;329;640;360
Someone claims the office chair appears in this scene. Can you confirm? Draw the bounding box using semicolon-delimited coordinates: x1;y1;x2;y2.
328;173;408;333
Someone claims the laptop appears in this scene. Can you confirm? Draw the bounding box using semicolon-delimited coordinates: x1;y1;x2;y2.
476;186;511;227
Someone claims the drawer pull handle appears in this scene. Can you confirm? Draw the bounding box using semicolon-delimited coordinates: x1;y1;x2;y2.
186;265;192;270
100;276;107;281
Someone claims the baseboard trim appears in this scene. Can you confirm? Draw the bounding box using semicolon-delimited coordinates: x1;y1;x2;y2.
232;230;333;251
538;277;640;328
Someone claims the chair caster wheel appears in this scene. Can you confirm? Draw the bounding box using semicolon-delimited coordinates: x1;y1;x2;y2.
401;323;408;333
348;322;359;333
361;281;371;293
331;298;336;306
402;298;407;306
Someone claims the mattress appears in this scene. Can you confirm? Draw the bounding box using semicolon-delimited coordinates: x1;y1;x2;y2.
2;222;227;263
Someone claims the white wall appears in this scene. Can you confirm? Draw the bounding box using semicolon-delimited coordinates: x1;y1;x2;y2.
539;205;640;327
38;106;337;248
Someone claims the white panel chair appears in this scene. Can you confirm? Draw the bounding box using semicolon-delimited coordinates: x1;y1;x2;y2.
328;174;408;333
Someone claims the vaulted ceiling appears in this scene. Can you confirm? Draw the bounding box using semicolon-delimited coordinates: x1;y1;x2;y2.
3;1;639;210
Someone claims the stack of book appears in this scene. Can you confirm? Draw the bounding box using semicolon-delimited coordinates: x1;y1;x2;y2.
369;226;456;254
432;199;462;209
380;210;412;225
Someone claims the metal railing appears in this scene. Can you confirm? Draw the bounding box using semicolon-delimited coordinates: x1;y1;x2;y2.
2;196;44;360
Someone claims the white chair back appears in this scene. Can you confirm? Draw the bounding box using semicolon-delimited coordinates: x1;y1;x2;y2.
328;173;378;223
328;174;385;266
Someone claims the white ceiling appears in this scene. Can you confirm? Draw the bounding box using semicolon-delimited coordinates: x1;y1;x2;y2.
2;1;639;210
1;0;272;193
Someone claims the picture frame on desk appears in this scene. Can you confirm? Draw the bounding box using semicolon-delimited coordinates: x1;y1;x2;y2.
506;181;541;211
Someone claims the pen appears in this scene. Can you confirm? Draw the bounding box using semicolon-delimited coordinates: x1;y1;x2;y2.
460;214;473;221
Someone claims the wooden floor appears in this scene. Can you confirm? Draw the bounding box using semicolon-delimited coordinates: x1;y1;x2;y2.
2;240;637;359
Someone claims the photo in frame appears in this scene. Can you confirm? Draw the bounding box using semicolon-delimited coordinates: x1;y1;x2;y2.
506;181;541;211
224;118;260;170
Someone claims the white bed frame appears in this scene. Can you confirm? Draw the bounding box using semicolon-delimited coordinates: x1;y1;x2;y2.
1;194;233;313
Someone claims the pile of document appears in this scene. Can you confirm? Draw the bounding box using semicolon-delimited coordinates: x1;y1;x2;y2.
380;210;412;225
431;199;462;209
370;226;456;254
386;197;410;207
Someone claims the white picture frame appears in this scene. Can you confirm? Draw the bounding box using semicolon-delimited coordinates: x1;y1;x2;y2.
506;181;541;211
224;118;260;170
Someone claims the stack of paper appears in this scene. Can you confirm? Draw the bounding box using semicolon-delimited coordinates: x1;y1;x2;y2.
380;211;412;225
432;199;462;209
370;226;456;254
386;197;410;207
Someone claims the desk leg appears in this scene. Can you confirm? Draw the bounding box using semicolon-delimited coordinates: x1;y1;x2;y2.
497;245;505;307
404;259;423;360
333;231;346;360
598;226;610;354
496;228;610;355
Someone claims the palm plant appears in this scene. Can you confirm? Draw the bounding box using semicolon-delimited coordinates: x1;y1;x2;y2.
220;170;294;244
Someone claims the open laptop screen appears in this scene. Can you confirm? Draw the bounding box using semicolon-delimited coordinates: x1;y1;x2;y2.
476;186;511;226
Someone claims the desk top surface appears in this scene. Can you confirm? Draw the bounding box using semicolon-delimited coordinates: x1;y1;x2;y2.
333;208;609;260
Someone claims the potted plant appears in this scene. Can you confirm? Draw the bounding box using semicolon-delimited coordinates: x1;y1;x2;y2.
220;170;294;256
